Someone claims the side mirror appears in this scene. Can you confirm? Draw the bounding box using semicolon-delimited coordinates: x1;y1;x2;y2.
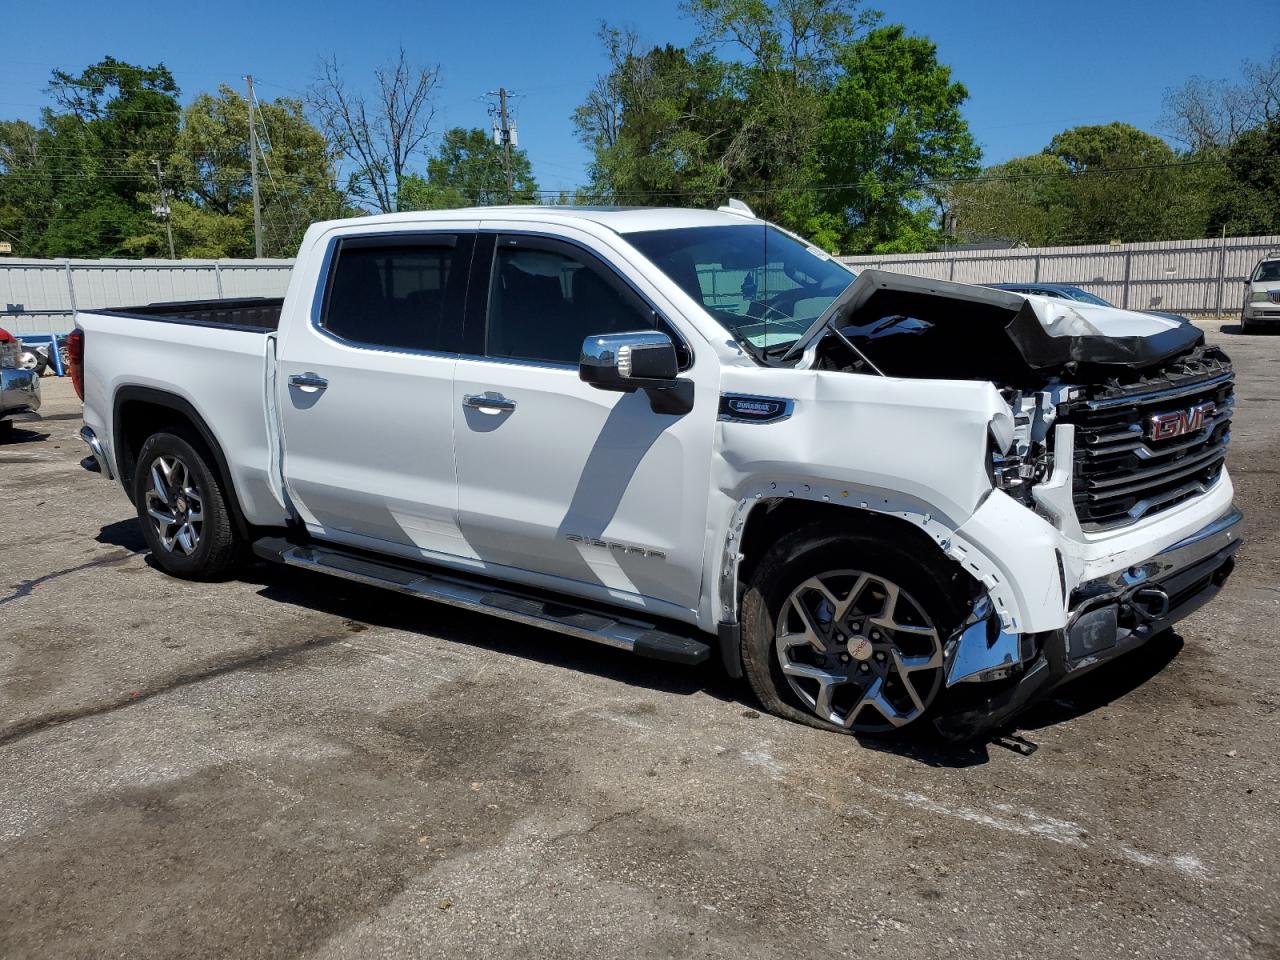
579;330;679;392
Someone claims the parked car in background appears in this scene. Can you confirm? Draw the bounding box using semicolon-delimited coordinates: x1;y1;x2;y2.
988;283;1193;326
0;326;42;439
1242;253;1280;333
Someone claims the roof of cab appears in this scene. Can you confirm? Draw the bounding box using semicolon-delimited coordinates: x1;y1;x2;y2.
312;205;759;236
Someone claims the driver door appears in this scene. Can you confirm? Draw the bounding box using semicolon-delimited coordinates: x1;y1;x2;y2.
451;231;718;618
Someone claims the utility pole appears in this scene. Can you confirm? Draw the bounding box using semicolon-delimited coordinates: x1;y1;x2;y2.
246;74;263;258
152;159;176;259
488;87;517;202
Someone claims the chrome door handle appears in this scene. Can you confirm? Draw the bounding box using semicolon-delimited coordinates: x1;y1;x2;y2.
289;373;328;390
463;392;516;412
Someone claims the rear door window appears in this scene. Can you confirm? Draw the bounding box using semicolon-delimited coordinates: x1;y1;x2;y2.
321;234;474;352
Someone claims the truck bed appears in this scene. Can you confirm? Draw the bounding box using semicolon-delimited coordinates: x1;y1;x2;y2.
96;297;283;332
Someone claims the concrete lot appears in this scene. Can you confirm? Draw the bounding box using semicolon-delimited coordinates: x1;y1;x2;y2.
2;322;1278;959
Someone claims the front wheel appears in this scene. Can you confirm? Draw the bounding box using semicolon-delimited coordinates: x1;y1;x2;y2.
741;525;962;735
132;430;240;580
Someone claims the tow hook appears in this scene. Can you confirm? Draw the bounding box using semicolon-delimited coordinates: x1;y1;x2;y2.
1128;586;1171;621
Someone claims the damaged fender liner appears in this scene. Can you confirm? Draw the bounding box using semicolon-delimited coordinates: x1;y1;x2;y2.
784;269;1204;373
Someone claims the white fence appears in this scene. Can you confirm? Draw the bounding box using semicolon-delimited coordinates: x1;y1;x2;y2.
5;234;1278;336
839;234;1280;317
0;257;295;335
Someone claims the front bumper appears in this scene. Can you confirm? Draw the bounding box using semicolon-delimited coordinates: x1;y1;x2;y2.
938;506;1242;739
1;367;42;420
1244;304;1280;322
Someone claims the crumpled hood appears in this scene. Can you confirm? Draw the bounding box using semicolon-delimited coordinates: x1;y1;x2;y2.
788;269;1203;372
1025;295;1185;338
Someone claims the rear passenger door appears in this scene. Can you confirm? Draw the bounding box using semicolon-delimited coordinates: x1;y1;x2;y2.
278;230;475;561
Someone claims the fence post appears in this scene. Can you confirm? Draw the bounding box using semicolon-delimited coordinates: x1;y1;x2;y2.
948;258;955;281
1032;254;1041;283
214;262;225;299
1121;252;1132;310
63;260;78;314
1214;228;1227;318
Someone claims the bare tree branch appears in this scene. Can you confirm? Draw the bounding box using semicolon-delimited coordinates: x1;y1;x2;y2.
310;49;440;213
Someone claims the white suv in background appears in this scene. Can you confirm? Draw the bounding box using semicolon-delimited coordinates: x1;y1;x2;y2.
1242;252;1280;332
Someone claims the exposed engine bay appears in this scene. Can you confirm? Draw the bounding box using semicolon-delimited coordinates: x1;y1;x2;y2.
797;270;1232;520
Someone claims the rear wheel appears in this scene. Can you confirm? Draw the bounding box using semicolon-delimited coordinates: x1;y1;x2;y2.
741;525;962;735
132;431;239;580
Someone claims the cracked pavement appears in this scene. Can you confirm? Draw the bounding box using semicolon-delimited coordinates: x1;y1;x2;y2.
2;321;1279;959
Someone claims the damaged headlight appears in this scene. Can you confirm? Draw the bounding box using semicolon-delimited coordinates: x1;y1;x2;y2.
988;392;1055;505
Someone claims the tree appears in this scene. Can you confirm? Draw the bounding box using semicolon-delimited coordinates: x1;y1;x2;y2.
125;85;345;258
1045;122;1207;242
311;48;441;213
1161;45;1280;150
947;153;1075;247
1211;118;1280;235
0;58;182;257
398;127;539;209
574;7;979;252
800;25;979;252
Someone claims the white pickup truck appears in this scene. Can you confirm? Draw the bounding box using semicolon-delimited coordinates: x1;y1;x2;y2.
72;204;1242;739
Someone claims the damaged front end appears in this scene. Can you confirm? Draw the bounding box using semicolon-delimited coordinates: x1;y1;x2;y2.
934;505;1243;742
781;270;1241;742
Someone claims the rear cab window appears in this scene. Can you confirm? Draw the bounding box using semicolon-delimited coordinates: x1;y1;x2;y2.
320;233;474;352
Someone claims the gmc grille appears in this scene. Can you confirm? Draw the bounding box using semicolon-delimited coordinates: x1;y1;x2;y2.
1066;360;1234;532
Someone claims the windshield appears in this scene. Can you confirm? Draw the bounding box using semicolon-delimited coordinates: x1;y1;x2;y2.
1253;261;1280;282
1063;287;1114;307
626;224;855;351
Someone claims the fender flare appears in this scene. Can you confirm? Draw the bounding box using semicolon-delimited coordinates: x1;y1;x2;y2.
111;385;251;539
714;481;1029;635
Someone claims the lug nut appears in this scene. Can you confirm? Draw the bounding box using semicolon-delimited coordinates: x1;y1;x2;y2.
860;663;870;673
839;653;850;664
874;651;886;661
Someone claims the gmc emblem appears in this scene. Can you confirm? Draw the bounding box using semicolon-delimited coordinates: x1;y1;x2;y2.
1147;401;1215;441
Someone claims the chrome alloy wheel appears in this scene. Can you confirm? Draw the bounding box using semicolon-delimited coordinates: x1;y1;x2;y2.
774;571;944;732
143;454;203;555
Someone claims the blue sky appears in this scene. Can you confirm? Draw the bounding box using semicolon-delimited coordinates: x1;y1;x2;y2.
2;0;1275;192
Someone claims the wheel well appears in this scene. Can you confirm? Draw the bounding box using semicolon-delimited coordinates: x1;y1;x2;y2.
112;388;249;537
735;498;978;605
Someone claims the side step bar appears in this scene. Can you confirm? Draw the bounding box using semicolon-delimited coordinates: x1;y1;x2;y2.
252;537;711;666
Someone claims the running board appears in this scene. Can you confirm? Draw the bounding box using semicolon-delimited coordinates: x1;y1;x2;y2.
251;537;711;666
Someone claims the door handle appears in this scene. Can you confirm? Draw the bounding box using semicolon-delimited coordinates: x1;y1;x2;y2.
289;373;328;391
463;392;516;412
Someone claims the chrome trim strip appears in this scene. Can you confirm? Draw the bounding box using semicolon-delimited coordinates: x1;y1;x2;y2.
77;425;114;480
1081;506;1243;595
1084;372;1233;411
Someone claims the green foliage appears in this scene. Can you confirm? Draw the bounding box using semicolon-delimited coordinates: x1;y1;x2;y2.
397;127;538;210
950;123;1220;246
574;5;979;252
801;25;979;252
0;58;181;257
1211;119;1280;235
144;85;343;257
0;62;342;258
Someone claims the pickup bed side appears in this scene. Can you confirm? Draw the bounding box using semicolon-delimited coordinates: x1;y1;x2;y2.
79;305;288;529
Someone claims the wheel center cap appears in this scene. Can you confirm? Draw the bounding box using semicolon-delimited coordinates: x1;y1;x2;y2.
847;635;875;662
175;496;188;513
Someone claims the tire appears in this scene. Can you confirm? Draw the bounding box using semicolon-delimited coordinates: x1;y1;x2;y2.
1241;319;1256;334
132;430;240;580
741;524;965;736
